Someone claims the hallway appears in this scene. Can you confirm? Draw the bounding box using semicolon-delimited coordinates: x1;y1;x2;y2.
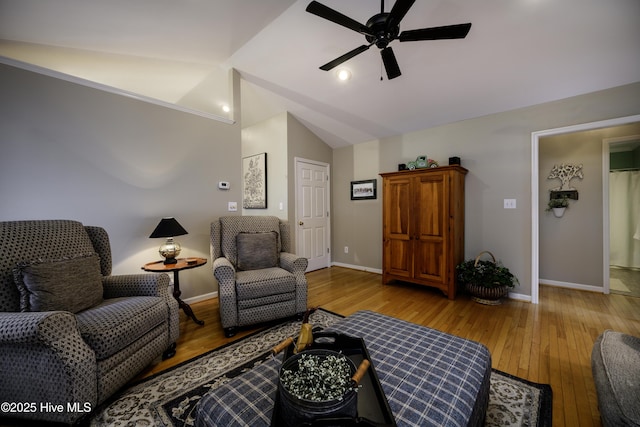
610;267;640;298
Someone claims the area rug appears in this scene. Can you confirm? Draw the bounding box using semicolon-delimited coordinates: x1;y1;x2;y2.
90;309;552;427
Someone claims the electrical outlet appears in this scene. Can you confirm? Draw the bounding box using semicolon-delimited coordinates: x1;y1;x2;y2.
344;246;349;253
504;199;516;209
228;201;237;211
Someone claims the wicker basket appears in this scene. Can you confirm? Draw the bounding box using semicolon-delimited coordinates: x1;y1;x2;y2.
464;251;510;305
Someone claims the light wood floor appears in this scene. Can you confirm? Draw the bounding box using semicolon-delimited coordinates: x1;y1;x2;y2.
139;266;640;427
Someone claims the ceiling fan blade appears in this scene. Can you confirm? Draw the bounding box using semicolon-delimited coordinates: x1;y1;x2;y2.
320;44;372;71
399;23;472;42
386;0;416;29
306;1;373;36
381;46;401;80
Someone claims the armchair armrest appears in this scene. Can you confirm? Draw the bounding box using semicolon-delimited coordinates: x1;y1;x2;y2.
102;273;178;344
0;312;97;423
279;253;308;314
213;257;236;283
102;273;171;298
279;252;308;275
213;257;237;329
0;311;78;344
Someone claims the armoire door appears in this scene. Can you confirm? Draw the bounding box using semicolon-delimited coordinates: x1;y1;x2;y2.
383;175;412;280
413;171;449;284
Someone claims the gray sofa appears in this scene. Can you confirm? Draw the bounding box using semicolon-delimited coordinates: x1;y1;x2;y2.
210;216;308;337
0;220;180;424
591;330;640;426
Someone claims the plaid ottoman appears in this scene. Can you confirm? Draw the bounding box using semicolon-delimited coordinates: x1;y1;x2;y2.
195;310;491;426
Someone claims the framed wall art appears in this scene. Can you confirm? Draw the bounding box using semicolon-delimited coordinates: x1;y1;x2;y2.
351;179;377;200
242;152;267;209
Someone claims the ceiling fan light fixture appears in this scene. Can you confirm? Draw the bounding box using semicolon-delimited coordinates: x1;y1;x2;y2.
336;68;352;81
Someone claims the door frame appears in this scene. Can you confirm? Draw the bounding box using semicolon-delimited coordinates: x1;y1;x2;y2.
294;157;331;269
531;114;640;304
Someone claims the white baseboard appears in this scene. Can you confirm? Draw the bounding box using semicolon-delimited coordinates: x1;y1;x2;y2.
507;292;531;302
539;279;605;293
331;262;383;275
183;291;218;304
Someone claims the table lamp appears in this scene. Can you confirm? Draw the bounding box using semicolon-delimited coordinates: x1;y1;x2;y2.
149;217;188;264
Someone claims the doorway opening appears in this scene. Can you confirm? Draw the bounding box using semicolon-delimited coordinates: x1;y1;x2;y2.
605;135;640;297
531;114;640;304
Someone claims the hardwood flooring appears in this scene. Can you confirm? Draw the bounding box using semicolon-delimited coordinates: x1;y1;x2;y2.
139;266;640;427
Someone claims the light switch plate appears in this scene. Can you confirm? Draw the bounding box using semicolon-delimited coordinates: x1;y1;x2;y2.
504;199;516;209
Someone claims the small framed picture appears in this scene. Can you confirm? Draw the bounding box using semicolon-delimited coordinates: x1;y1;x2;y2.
350;179;377;200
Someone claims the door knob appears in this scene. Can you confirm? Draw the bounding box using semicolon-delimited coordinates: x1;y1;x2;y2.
299;221;304;226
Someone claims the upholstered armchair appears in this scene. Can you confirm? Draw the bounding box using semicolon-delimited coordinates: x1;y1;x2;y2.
0;220;179;424
210;216;308;337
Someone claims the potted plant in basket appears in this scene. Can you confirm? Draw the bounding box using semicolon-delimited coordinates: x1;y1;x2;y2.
456;251;519;305
546;196;569;218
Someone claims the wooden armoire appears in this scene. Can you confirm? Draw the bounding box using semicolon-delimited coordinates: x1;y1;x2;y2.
380;165;467;299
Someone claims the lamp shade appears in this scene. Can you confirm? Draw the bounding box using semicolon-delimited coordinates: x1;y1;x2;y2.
149;218;188;238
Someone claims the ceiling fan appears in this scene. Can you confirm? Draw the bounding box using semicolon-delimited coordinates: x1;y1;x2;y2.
306;0;472;80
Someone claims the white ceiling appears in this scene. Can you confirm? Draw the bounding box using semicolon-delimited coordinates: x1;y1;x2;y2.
1;0;639;148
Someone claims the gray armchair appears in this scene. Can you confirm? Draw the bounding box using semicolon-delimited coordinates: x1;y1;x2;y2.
592;330;640;426
210;216;308;337
0;220;179;424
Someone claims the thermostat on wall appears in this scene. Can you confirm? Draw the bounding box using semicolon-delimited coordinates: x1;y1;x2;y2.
218;181;230;190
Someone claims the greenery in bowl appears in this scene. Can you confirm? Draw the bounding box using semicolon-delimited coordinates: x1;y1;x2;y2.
545;196;569;211
456;258;519;289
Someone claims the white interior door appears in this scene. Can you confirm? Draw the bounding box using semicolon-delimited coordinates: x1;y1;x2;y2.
296;159;330;271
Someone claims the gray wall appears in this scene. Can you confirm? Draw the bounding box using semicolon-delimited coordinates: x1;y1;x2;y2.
0;63;242;299
241;112;288;218
241;111;332;253
332;141;383;270
331;82;640;299
539;131;601;286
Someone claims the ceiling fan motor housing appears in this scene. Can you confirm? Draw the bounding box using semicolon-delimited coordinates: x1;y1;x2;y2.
365;13;399;48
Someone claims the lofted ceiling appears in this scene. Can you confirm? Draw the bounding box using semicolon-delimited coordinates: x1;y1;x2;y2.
1;0;639;148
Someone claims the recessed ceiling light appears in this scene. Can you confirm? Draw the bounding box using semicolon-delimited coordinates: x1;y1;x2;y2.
221;104;230;113
336;68;351;81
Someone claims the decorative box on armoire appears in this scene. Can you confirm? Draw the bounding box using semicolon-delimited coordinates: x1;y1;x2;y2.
380;165;467;299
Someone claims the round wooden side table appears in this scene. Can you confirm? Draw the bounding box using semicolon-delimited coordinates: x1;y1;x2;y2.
142;257;207;325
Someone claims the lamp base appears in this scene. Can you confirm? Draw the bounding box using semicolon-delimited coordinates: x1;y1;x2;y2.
158;237;181;265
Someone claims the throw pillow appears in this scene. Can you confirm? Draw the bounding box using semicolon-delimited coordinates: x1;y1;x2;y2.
13;253;104;313
236;232;279;271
